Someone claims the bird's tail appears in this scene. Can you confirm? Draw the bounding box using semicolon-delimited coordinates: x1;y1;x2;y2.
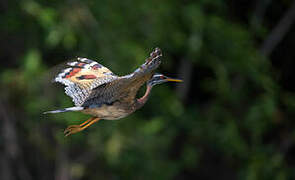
43;107;84;114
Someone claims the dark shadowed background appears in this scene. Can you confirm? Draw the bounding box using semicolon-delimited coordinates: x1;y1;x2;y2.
1;0;295;179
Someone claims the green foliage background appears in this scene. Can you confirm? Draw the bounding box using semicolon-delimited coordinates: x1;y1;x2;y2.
1;0;295;179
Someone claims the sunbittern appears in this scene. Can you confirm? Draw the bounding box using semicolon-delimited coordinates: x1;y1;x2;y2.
44;48;182;136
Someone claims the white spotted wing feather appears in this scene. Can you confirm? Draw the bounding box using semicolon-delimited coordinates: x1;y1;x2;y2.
54;57;118;106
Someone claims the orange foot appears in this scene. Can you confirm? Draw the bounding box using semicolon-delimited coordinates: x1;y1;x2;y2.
64;117;100;137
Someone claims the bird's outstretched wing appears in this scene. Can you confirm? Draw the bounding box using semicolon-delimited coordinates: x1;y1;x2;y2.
122;47;162;80
81;48;162;107
54;57;118;106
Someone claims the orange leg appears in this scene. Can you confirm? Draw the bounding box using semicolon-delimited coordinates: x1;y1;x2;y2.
79;117;96;127
64;117;100;137
80;118;100;130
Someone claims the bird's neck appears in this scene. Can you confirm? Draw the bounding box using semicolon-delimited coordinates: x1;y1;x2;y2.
136;85;152;109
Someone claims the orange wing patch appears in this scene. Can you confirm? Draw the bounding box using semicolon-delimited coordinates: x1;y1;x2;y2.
77;75;97;80
54;57;118;106
65;68;81;78
57;57;115;83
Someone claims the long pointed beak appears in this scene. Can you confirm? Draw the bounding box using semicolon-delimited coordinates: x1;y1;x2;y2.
166;77;183;83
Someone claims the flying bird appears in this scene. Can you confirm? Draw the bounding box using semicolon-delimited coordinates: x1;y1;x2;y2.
44;48;182;136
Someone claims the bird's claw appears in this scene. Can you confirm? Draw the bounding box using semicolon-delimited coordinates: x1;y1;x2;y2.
64;125;82;137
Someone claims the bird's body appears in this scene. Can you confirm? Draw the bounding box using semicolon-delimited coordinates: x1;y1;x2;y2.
44;48;182;136
82;102;131;120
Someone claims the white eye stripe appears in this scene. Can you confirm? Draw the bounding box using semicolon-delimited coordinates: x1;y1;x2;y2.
153;74;163;78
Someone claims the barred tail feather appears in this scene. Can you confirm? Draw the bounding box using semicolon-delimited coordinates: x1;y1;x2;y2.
43;107;84;114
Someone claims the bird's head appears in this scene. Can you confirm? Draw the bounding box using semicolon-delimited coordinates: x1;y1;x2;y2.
147;73;183;87
136;73;182;108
